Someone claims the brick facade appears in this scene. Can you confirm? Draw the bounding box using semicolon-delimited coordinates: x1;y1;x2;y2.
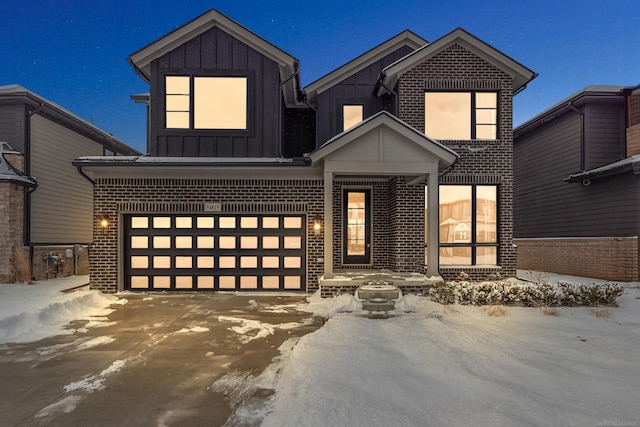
92;178;325;293
0;181;26;283
398;43;516;281
398;44;516;280
31;245;89;281
515;237;639;282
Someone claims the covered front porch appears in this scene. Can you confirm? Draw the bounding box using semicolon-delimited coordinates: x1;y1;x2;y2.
308;111;458;297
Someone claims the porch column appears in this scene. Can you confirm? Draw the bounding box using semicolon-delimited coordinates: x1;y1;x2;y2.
323;171;334;279
426;171;439;277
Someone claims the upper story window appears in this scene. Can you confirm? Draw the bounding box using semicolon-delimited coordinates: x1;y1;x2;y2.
165;75;247;130
343;105;364;131
424;92;497;140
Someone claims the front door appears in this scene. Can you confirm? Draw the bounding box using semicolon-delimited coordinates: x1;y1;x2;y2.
343;189;371;265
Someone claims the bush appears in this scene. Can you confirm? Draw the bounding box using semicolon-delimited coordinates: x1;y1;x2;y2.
428;280;624;307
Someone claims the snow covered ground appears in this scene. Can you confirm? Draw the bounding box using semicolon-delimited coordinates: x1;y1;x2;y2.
228;272;640;426
0;276;126;344
1;273;639;426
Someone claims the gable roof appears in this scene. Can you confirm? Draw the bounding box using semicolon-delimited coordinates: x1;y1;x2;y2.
514;85;632;138
304;30;428;106
128;9;302;107
310;111;458;174
376;28;537;97
0;85;141;156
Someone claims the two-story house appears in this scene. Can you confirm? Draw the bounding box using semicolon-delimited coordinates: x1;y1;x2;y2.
74;9;536;295
0;85;140;283
514;85;640;281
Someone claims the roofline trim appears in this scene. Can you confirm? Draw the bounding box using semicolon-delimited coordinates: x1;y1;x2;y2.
303;30;428;105
377;27;537;97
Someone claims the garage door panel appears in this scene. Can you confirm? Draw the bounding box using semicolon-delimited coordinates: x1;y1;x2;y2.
125;214;306;291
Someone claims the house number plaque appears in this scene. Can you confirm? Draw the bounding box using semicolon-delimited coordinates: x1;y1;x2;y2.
204;202;222;212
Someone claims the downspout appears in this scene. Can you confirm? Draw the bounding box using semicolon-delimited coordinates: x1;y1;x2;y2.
376;74;399;115
279;63;299;159
25;104;42;274
76;164;95;185
569;101;585;171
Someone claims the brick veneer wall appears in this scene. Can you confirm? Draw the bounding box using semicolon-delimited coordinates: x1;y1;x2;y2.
515;237;639;282
31;245;89;280
0;182;25;283
332;179;390;269
92;178;324;293
388;177;426;272
398;42;516;281
627;124;640;157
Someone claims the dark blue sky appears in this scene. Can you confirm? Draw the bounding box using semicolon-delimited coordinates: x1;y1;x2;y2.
2;0;638;153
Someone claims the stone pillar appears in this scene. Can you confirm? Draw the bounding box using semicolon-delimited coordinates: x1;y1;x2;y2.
0;145;36;283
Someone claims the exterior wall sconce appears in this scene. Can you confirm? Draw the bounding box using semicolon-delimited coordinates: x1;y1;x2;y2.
313;215;322;236
99;214;110;233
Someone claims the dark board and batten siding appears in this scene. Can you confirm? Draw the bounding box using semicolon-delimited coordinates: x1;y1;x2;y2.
150;27;282;158
514;112;638;239
315;46;414;146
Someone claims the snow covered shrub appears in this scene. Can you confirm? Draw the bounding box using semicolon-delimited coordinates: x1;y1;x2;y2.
428;281;624;307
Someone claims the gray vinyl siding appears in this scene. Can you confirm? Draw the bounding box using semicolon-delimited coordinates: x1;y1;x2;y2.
315;46;413;146
150;26;282;157
514;112;638;238
0;104;25;153
584;102;626;169
29;114;102;243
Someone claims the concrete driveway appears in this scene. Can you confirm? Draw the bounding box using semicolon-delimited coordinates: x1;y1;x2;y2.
0;292;321;426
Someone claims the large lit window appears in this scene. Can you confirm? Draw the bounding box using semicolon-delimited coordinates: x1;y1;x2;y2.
425;185;498;265
343;105;364;131
165;75;247;130
424;92;497;140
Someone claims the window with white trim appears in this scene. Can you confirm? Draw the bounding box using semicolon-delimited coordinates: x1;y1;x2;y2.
424;91;497;140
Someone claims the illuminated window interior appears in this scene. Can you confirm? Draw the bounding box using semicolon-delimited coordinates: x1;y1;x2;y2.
343;105;364;131
425;185;497;266
424;92;497;140
346;192;366;257
165;75;247;130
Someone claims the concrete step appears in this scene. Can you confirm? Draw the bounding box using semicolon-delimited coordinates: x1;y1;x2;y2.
361;298;396;312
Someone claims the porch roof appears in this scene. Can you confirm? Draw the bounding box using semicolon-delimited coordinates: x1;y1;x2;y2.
309;111;458;176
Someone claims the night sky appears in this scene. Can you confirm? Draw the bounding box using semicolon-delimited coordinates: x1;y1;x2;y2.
2;0;638;153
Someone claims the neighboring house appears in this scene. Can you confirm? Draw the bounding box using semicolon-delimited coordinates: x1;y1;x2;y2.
0;85;141;283
514;85;640;281
73;9;535;295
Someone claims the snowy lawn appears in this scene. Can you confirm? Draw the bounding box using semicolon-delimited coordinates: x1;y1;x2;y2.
242;273;640;426
1;274;638;425
0;276;126;344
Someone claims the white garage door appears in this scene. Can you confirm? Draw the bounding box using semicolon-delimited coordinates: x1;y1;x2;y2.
124;213;306;291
